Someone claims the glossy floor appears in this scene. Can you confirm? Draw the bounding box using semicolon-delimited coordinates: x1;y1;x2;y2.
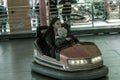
0;34;120;80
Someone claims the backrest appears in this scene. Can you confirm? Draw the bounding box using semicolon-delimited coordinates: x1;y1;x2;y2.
36;26;50;55
36;26;48;38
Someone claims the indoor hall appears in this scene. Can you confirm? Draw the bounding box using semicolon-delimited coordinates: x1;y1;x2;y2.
0;34;120;80
1;0;120;80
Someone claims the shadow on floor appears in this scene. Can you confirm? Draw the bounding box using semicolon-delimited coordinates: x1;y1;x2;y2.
31;72;109;80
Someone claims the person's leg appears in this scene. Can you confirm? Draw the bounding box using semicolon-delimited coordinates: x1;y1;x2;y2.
46;39;56;58
50;47;56;58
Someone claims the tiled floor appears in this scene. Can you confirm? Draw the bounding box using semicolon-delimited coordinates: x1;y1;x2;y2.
0;34;120;80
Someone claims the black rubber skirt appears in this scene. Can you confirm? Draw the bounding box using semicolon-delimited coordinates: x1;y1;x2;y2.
31;62;108;80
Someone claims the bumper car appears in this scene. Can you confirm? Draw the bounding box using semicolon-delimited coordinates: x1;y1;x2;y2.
31;26;108;80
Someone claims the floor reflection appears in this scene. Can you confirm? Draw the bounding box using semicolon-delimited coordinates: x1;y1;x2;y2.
31;72;108;80
31;72;58;80
95;77;108;80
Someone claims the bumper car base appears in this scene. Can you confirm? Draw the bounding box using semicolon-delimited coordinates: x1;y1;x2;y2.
31;62;108;80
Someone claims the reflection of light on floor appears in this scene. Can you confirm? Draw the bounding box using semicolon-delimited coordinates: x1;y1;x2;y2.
94;21;120;27
71;21;92;28
106;19;120;23
71;20;120;29
71;24;92;28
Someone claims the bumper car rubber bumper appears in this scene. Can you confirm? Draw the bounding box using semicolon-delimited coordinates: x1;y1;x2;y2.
31;62;108;80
